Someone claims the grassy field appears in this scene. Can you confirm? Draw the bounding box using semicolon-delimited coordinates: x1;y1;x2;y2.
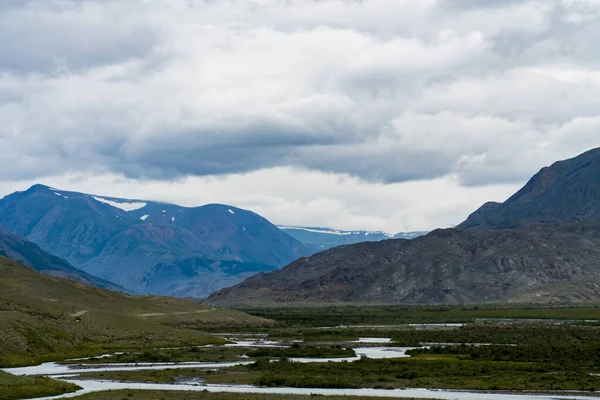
65;322;600;392
0;257;271;367
0;371;80;400
239;304;600;327
4;317;600;395
239;356;600;391
75;368;260;386
71;391;425;400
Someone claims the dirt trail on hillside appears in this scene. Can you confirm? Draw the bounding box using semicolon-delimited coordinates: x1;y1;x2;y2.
137;310;213;317
70;310;89;317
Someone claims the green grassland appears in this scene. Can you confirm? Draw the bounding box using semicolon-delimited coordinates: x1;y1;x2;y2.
71;391;425;400
239;304;600;327
0;257;271;367
242;356;600;391
69;322;600;392
74;368;260;385
0;371;80;400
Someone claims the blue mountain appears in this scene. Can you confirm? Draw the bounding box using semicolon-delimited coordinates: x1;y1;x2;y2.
0;184;309;297
0;224;127;293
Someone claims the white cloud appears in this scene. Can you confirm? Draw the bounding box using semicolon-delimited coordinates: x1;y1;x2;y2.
0;0;599;230
0;168;518;232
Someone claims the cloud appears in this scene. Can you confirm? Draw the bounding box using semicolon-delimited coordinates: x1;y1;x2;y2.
0;0;600;229
0;168;519;232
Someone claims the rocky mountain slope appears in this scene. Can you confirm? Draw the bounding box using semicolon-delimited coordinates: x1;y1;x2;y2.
0;185;308;297
0;225;125;292
458;147;600;230
278;226;427;254
206;148;600;306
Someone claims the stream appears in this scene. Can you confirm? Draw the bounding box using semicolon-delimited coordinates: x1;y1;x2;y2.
4;337;599;400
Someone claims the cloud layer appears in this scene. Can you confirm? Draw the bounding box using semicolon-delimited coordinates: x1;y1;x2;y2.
1;0;599;229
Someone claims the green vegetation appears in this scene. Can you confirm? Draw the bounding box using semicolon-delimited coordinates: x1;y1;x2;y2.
71;390;424;400
242;356;600;391
239;304;600;327
246;343;355;358
70;322;600;392
76;368;260;386
0;257;269;367
63;346;248;364
7;266;600;396
0;371;80;400
408;341;600;371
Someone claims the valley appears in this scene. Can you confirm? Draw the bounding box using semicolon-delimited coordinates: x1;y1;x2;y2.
4;149;600;400
4;305;600;400
4;2;600;399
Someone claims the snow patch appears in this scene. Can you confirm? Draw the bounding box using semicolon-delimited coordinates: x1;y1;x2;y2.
92;196;147;211
171;217;175;222
278;225;396;238
53;192;69;199
140;215;149;221
162;210;166;213
228;209;235;215
278;226;351;235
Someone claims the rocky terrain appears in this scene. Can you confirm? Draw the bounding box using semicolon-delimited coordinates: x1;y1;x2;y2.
458;147;600;230
207;148;600;306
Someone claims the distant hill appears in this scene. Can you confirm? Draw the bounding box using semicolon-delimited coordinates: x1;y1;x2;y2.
0;225;126;293
0;185;309;297
206;148;600;306
458;147;600;230
0;257;268;366
206;225;600;306
278;226;427;254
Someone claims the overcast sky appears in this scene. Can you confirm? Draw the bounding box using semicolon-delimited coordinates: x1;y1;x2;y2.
1;0;599;232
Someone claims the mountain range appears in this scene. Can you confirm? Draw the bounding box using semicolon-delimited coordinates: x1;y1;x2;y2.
206;147;600;306
0;184;309;297
278;226;427;254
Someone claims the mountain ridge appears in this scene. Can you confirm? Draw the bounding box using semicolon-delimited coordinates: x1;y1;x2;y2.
0;184;308;297
458;147;600;230
206;148;600;306
0;225;127;293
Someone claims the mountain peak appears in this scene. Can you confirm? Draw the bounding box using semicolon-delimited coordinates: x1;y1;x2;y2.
0;186;309;298
458;147;600;230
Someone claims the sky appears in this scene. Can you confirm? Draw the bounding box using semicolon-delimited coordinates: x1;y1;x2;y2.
1;0;600;233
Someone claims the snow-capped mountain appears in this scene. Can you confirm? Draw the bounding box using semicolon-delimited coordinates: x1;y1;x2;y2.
278;225;427;254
